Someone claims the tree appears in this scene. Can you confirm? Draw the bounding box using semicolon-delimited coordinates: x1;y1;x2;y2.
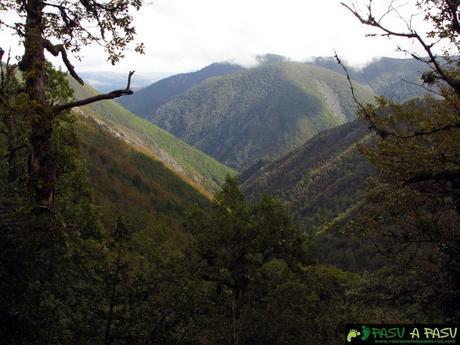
340;0;460;321
0;73;109;343
0;0;144;210
341;0;460;96
182;177;353;345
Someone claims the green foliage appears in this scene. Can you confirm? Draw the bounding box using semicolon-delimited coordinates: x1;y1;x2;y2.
1;0;144;64
0;70;108;344
327;51;460;320
177;178;356;345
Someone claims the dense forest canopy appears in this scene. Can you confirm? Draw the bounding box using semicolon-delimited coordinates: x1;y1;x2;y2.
0;0;459;344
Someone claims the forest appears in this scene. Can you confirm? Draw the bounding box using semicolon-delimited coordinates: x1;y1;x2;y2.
0;0;459;344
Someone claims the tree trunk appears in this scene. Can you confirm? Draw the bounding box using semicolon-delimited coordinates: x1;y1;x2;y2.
19;0;55;210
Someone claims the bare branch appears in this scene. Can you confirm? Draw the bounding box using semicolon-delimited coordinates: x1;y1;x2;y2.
341;1;460;96
400;78;444;98
54;71;135;112
44;39;84;85
341;2;417;38
333;52;366;112
334;51;460;140
333;51;391;137
1;144;28;160
0;19;24;35
393;123;460;139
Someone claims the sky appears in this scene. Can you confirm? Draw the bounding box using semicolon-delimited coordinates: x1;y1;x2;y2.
0;0;432;76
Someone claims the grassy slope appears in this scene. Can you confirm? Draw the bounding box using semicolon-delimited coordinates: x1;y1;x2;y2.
150;62;374;170
77;115;208;231
70;78;236;194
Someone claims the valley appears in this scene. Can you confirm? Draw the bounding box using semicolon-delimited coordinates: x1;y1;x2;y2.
2;0;459;342
78;55;431;232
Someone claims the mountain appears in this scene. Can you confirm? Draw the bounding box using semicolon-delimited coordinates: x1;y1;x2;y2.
312;57;429;102
240;119;382;271
146;61;374;170
70;79;236;195
77;115;208;229
241;119;374;230
118;62;244;118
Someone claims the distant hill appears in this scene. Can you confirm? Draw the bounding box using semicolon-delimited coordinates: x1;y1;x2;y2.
118;62;244;118
241;119;374;229
147;61;374;170
70;79;236;195
312;57;429;102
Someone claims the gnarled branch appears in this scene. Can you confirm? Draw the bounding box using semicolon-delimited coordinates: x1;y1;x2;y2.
54;70;135;112
341;1;460;97
334;51;460;139
44;39;84;85
1;144;28;160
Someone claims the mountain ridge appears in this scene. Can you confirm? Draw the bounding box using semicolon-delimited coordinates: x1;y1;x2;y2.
118;62;244;118
312;56;429;102
148;61;375;170
241;119;374;229
70;78;236;195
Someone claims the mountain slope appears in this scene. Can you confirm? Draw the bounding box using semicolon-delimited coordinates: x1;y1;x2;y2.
241;119;374;229
77;115;208;229
313;57;429;102
149;61;374;170
70;79;236;194
118;62;244;118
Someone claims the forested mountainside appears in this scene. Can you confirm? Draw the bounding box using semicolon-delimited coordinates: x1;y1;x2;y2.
241;120;383;272
241;119;373;230
70;79;236;194
118;62;244;117
144;61;374;170
77;115;208;230
313;56;429;102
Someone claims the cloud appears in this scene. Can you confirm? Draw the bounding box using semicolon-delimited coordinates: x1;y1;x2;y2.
0;0;432;75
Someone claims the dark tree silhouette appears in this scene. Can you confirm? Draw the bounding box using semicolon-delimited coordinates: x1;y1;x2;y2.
0;0;145;210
